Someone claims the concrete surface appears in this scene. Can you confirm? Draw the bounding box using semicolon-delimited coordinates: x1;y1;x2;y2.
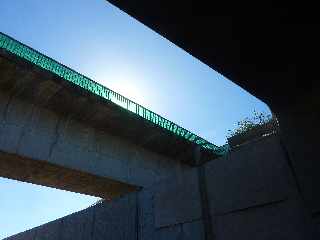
154;169;202;227
105;1;320;228
4;193;137;240
4;133;319;240
0;51;192;198
205;135;316;239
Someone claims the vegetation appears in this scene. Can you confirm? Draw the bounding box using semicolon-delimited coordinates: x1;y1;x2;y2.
227;111;279;138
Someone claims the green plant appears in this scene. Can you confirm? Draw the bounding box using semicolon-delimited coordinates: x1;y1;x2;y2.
227;111;278;138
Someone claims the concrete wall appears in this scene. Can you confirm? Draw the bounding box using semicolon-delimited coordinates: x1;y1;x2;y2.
274;99;320;215
137;168;206;240
139;135;316;239
5;135;318;240
4;183;204;240
4;193;137;240
204;136;316;239
137;134;318;240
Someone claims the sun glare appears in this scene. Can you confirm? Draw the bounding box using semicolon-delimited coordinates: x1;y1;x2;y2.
97;68;147;107
112;80;143;104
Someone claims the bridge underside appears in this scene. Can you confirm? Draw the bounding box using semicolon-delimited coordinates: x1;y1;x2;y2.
107;1;318;107
1;3;320;239
107;0;320;214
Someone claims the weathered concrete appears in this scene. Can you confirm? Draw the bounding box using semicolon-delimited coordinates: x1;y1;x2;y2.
205;135;316;239
141;135;317;239
4;134;319;240
141;135;316;239
2;4;319;238
142;135;317;239
154;169;202;227
0;52;192;198
205;136;297;216
138;185;206;240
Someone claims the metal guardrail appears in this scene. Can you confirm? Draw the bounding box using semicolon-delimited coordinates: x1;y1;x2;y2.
0;32;229;156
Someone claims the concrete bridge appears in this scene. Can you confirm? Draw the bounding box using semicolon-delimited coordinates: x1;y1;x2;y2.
0;39;198;199
107;0;320;216
1;1;320;238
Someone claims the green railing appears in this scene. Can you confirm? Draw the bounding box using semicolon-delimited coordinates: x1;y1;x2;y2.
0;32;229;156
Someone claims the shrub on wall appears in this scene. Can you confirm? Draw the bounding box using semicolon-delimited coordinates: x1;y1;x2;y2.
227;111;279;138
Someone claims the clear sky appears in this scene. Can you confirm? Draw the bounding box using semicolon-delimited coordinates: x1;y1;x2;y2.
0;0;270;238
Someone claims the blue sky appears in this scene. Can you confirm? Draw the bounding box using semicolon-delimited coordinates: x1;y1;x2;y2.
0;0;270;238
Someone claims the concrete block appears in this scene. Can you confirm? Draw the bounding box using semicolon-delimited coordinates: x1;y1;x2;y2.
213;198;314;240
61;208;94;240
154;169;202;228
205;135;296;215
181;220;205;240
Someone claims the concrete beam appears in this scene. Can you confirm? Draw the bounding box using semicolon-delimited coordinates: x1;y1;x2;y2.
0;150;136;199
0;48;191;198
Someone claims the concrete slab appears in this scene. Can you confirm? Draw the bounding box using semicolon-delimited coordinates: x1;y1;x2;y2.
154;169;202;227
205;135;297;215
